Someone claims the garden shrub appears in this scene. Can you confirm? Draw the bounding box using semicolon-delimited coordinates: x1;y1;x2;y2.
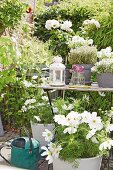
34;3;93;42
0;0;26;34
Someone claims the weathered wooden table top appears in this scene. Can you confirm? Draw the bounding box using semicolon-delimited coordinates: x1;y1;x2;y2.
39;85;113;92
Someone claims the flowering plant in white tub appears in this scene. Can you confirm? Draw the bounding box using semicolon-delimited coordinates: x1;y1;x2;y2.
41;98;113;170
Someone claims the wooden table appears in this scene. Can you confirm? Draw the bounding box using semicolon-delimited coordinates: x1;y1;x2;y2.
39;85;113;114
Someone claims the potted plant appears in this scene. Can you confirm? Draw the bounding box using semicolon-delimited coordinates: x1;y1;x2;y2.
26;91;55;147
91;47;113;88
68;35;97;85
41;98;113;170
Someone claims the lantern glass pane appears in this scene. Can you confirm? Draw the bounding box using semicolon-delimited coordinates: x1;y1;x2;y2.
55;70;61;81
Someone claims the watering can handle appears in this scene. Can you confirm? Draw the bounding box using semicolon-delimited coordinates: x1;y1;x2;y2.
20;126;33;153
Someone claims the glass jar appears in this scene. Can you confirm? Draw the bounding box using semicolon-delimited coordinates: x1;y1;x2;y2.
70;72;85;85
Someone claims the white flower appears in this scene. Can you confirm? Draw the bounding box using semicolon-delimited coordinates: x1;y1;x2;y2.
83;19;100;28
28;105;35;109
62;104;73;110
52;20;60;29
99;139;113;151
106;124;113;132
54;115;67;125
53;107;58;113
42;129;54;142
24;98;36;105
86;129;96;139
42;96;48;101
34;116;41;122
32;75;38;79
60;20;72;31
45;20;53;30
91;136;99;144
66;111;81;127
23;80;35;88
48;142;62;158
87;112;103;130
98;92;105;97
45;20;60;30
81;111;91;123
88;39;93;45
63;126;77;134
41;146;53;164
52;145;62;158
21;106;27;112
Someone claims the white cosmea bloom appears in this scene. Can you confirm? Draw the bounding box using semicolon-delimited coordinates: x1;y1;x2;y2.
23;80;35;88
86;129;96;139
63;126;77;134
87;112;103;130
21;106;27;112
34;116;41;122
42;129;53;142
54;115;67;125
106;124;113;132
48;142;62;158
41;146;53;164
99;139;113;151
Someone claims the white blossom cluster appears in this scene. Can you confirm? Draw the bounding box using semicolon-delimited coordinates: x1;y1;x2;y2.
83;19;100;28
69;35;93;48
23;80;35;88
97;47;113;59
21;98;36;112
45;19;72;32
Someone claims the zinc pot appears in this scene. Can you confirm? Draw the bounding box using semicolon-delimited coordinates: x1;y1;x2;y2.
30;122;55;147
53;156;102;170
97;73;113;88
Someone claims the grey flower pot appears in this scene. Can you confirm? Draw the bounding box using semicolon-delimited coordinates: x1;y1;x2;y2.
97;73;113;88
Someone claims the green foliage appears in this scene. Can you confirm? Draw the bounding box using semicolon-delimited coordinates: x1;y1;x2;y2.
0;0;26;33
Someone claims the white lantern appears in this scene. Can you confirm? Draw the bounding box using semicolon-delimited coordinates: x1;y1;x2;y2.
49;56;65;86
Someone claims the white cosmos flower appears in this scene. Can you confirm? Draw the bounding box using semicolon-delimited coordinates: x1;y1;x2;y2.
66;111;81;127
42;96;48;101
106;124;113;132
99;139;113;151
34;116;41;122
81;111;91;123
60;20;72;31
63;126;77;134
98;92;105;97
86;129;96;139
52;145;62;158
54;115;67;125
48;142;62;158
52;20;60;29
62;104;73;110
42;129;53;142
41;146;53;164
87;112;103;130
